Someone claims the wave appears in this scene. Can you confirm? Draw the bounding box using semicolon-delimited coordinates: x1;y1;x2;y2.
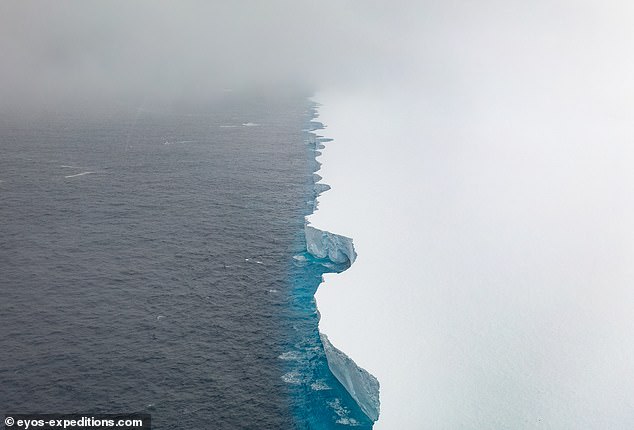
163;140;196;145
64;171;95;178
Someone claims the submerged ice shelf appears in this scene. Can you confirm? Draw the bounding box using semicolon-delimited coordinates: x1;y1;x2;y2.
304;107;380;425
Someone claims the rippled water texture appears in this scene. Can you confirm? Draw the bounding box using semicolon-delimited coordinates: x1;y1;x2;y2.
0;95;371;429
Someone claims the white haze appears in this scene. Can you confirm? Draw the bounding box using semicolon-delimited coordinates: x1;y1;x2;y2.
3;1;634;428
0;0;412;110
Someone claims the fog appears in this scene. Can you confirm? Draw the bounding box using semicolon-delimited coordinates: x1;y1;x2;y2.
3;1;632;111
0;0;419;110
3;1;634;428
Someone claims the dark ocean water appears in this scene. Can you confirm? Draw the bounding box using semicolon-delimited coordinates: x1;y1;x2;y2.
0;94;372;429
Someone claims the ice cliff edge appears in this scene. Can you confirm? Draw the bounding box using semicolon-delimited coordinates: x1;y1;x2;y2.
320;334;381;422
304;101;380;424
305;225;357;266
304;224;380;423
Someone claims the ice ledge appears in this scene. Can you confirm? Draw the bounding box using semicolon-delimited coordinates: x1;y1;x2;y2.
320;333;381;422
305;225;357;266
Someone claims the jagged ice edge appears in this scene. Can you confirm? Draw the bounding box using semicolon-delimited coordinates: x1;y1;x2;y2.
303;105;381;423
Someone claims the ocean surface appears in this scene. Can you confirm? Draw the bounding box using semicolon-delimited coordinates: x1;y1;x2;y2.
0;94;372;429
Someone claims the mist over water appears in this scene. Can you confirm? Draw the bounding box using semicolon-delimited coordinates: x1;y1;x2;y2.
0;0;412;111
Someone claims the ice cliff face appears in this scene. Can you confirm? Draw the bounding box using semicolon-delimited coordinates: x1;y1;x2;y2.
320;334;381;423
304;225;357;266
